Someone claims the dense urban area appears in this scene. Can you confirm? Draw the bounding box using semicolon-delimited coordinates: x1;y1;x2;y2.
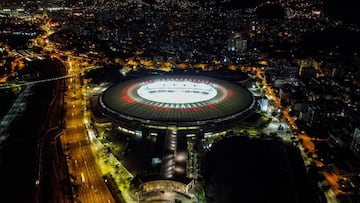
0;0;359;203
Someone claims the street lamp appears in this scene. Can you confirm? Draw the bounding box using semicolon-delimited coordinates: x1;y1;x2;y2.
135;191;140;203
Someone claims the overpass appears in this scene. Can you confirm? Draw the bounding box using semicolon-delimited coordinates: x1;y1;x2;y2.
0;66;102;89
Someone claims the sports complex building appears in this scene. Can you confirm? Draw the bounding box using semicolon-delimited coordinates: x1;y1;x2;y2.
97;75;256;137
95;74;257;201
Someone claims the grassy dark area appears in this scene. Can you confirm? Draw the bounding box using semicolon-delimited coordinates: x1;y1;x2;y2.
107;131;155;176
203;136;320;203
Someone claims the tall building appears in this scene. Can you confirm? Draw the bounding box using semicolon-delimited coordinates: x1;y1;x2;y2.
350;128;360;158
228;32;248;52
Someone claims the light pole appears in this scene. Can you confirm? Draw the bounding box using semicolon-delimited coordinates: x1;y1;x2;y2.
135;191;140;203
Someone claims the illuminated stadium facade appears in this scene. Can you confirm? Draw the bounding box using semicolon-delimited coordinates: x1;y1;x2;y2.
96;75;256;201
98;75;256;136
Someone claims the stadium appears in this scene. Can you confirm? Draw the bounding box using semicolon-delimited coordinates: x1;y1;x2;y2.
97;75;256;136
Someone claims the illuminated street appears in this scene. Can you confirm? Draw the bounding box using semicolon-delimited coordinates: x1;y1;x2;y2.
61;58;115;202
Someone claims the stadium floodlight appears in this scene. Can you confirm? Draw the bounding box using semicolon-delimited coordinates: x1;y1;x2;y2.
137;80;218;104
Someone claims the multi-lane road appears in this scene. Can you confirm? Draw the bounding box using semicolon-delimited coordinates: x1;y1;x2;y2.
60;59;115;203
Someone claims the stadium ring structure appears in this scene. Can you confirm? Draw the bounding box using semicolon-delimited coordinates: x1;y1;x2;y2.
98;75;256;136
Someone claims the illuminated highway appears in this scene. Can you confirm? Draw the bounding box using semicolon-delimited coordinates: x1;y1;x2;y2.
60;58;115;202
